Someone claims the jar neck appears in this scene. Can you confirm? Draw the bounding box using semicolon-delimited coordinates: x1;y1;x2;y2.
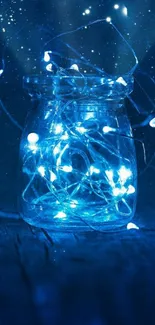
23;74;134;102
39;98;126;117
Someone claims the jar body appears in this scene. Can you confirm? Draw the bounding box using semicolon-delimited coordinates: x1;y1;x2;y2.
19;97;137;231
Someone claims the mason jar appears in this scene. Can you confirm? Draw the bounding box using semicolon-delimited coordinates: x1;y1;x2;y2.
18;74;137;231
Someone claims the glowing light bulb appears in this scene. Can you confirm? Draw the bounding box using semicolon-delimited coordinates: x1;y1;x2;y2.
27;132;39;143
113;185;135;197
70;200;78;208
89;166;100;175
105;170;113;181
54;211;66;219
76;126;87;133
118;166;132;185
103;126;115;133
127;222;139;230
114;4;119;9
85;9;90;15
106;17;112;23
127;185;135;194
113;187;127;196
109;80;114;85
122;6;128;16
116;77;127;86
43;51;52;62
0;69;3;76
113;188;120;196
50;171;57;182
149;117;155;127
60;132;69;140
38;166;45;177
60;165;73;172
105;169;115;188
46;63;53;72
53;124;63;134
70;64;79;71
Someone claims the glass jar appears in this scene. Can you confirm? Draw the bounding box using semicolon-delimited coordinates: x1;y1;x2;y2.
18;74;137;231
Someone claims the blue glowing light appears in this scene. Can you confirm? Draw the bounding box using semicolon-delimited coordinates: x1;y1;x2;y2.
60;165;73;172
118;166;132;185
76;125;87;134
82;8;91;16
27;132;39;143
127;185;135;194
43;50;52;62
106;17;112;23
114;4;120;10
38;166;45;177
149;117;155;128
46;63;53;72
60;132;69;140
53;124;64;134
127;222;139;230
70;200;78;208
54;211;67;219
70;64;79;71
103;126;115;133
50;170;57;182
89;166;100;175
27;133;39;153
116;77;127;86
105;166;134;198
122;6;128;16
